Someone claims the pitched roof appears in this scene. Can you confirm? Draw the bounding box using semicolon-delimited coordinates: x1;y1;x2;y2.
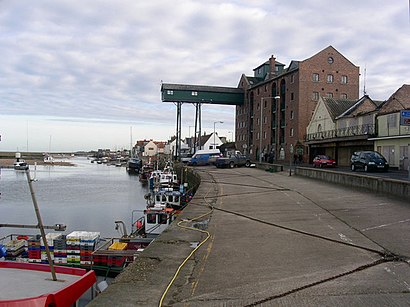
243;75;264;86
335;95;379;119
377;84;410;115
199;134;212;147
322;97;357;120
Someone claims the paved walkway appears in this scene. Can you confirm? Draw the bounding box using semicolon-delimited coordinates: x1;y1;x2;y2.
90;167;410;306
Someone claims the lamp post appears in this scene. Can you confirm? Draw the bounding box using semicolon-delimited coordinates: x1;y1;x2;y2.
289;144;294;176
213;121;223;150
259;96;280;163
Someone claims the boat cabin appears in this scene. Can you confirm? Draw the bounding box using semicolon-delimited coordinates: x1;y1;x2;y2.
143;207;177;236
153;189;182;209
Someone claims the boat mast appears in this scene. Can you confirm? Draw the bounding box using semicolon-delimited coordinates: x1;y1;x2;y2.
130;126;133;158
25;169;58;281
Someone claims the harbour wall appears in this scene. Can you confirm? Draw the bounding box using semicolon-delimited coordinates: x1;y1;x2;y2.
294;166;410;202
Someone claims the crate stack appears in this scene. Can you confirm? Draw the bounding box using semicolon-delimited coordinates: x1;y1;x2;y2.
67;231;100;266
4;239;26;260
28;235;41;263
40;233;63;264
53;235;67;264
66;231;81;265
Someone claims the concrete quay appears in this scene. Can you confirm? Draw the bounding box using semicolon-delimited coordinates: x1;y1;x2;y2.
90;167;410;306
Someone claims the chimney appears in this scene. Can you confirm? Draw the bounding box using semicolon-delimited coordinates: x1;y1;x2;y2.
269;55;276;78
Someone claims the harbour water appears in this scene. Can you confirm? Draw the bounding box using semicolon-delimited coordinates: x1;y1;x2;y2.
0;157;148;239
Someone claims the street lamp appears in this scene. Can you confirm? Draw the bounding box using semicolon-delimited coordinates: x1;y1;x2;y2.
259;96;280;163
213;121;223;150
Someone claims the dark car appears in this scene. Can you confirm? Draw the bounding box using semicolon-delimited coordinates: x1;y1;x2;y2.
312;155;336;168
350;151;389;172
215;153;251;168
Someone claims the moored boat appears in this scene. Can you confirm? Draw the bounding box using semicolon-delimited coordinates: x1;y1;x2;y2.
43;154;54;164
13;161;29;171
139;162;154;182
126;157;142;173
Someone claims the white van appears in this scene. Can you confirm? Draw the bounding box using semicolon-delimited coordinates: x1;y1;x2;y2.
188;149;222;166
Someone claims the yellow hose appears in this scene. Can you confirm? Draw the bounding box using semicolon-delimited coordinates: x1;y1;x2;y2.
159;181;214;306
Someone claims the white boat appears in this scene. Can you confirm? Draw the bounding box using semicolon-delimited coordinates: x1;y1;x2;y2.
43;154;54;164
13;160;29;171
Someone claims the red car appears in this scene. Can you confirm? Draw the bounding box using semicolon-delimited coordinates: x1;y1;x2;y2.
313;155;336;168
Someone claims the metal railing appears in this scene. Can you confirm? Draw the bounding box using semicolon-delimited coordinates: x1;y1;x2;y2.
305;124;375;142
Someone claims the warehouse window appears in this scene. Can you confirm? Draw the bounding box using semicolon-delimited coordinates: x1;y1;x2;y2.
327;74;334;83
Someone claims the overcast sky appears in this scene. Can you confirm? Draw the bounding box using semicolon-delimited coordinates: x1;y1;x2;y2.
0;0;409;152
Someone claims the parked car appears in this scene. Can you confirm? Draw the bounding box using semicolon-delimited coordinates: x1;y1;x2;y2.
350;151;389;172
188;149;222;166
312;155;336;168
215;153;251;168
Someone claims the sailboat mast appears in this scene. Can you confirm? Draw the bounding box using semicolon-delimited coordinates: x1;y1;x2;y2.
130;126;133;157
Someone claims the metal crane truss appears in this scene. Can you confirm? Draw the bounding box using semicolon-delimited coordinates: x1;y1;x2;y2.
161;83;244;105
161;83;244;160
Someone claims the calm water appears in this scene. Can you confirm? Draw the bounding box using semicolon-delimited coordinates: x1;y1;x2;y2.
0;157;148;239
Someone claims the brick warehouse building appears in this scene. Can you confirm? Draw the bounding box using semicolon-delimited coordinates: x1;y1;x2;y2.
235;46;360;163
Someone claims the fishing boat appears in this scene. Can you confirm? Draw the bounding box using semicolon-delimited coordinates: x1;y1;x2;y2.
91;236;153;277
126;157;142;173
145;188;184;210
139;162;154;182
43;153;54;164
132;206;178;238
13;160;29;171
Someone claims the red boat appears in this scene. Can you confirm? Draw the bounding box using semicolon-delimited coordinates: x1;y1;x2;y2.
0;261;96;306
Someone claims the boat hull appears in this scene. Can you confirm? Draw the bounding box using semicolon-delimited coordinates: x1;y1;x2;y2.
0;261;96;306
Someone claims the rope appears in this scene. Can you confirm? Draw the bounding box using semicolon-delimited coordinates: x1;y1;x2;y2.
159;175;215;307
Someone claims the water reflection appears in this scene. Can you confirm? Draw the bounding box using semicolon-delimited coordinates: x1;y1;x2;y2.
0;157;148;238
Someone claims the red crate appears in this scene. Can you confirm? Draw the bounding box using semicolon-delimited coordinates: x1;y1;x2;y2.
80;250;93;257
28;250;41;259
92;255;107;266
107;256;125;267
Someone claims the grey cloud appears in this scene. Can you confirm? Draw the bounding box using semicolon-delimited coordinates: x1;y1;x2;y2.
1;0;409;130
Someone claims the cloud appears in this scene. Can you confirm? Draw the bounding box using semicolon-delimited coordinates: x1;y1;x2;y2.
0;0;409;151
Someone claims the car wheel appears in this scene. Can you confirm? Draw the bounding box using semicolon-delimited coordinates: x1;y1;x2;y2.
245;161;251;167
229;161;235;168
364;165;368;172
351;164;355;171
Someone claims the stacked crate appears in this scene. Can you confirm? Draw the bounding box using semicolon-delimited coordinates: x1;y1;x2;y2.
67;231;100;266
28;235;41;263
66;231;81;265
40;233;63;264
4;239;26;259
53;235;67;264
